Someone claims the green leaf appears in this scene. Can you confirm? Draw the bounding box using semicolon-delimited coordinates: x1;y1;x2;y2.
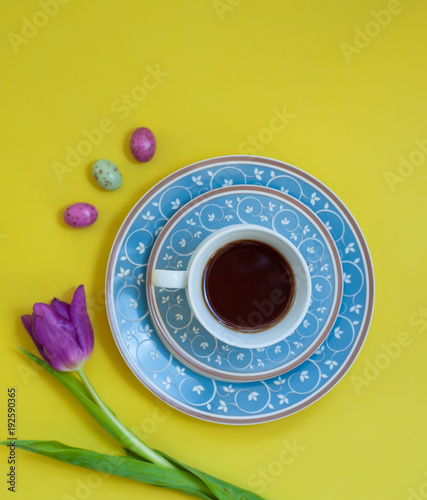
5;440;216;500
123;447;150;461
17;352;266;500
19;350;123;442
125;445;267;499
19;348;94;400
20;349;174;469
156;451;267;500
124;448;267;499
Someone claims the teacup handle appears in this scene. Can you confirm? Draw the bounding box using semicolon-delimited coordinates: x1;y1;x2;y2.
152;269;188;289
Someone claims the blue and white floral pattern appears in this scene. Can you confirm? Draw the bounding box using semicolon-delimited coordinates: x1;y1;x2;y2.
149;187;342;381
106;157;374;424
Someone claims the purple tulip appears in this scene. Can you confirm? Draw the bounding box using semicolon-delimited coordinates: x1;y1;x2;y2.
21;285;94;371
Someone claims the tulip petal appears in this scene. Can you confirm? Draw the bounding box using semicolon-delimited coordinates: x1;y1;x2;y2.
33;303;84;371
50;299;71;320
70;285;94;361
21;314;53;367
22;313;60;367
20;315;33;335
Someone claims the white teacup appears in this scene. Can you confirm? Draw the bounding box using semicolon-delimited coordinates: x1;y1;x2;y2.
151;224;311;349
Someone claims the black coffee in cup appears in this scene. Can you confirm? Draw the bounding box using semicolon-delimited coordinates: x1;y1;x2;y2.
202;240;295;332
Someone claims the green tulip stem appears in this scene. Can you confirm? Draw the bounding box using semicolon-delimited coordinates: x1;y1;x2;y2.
76;367;175;470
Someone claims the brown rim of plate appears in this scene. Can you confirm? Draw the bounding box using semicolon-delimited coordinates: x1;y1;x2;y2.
105;155;374;425
146;185;343;382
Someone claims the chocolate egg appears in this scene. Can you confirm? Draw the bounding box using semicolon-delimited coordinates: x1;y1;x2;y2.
92;159;122;191
130;127;156;162
63;203;98;228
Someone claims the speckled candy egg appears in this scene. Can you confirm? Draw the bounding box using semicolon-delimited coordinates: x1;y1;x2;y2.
130;127;156;162
92;159;122;191
63;203;98;228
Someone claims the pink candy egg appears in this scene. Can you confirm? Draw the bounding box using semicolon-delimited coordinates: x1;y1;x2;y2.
130;127;156;162
63;203;98;228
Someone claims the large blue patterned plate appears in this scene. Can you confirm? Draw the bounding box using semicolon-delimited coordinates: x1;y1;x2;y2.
146;185;342;382
106;156;374;424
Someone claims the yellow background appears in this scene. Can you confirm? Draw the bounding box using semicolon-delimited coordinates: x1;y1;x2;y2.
1;1;427;499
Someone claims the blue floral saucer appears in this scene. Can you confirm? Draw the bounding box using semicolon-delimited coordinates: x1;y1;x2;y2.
146;185;342;382
106;156;374;424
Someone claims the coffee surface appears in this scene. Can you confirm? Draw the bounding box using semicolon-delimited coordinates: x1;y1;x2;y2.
202;240;295;332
